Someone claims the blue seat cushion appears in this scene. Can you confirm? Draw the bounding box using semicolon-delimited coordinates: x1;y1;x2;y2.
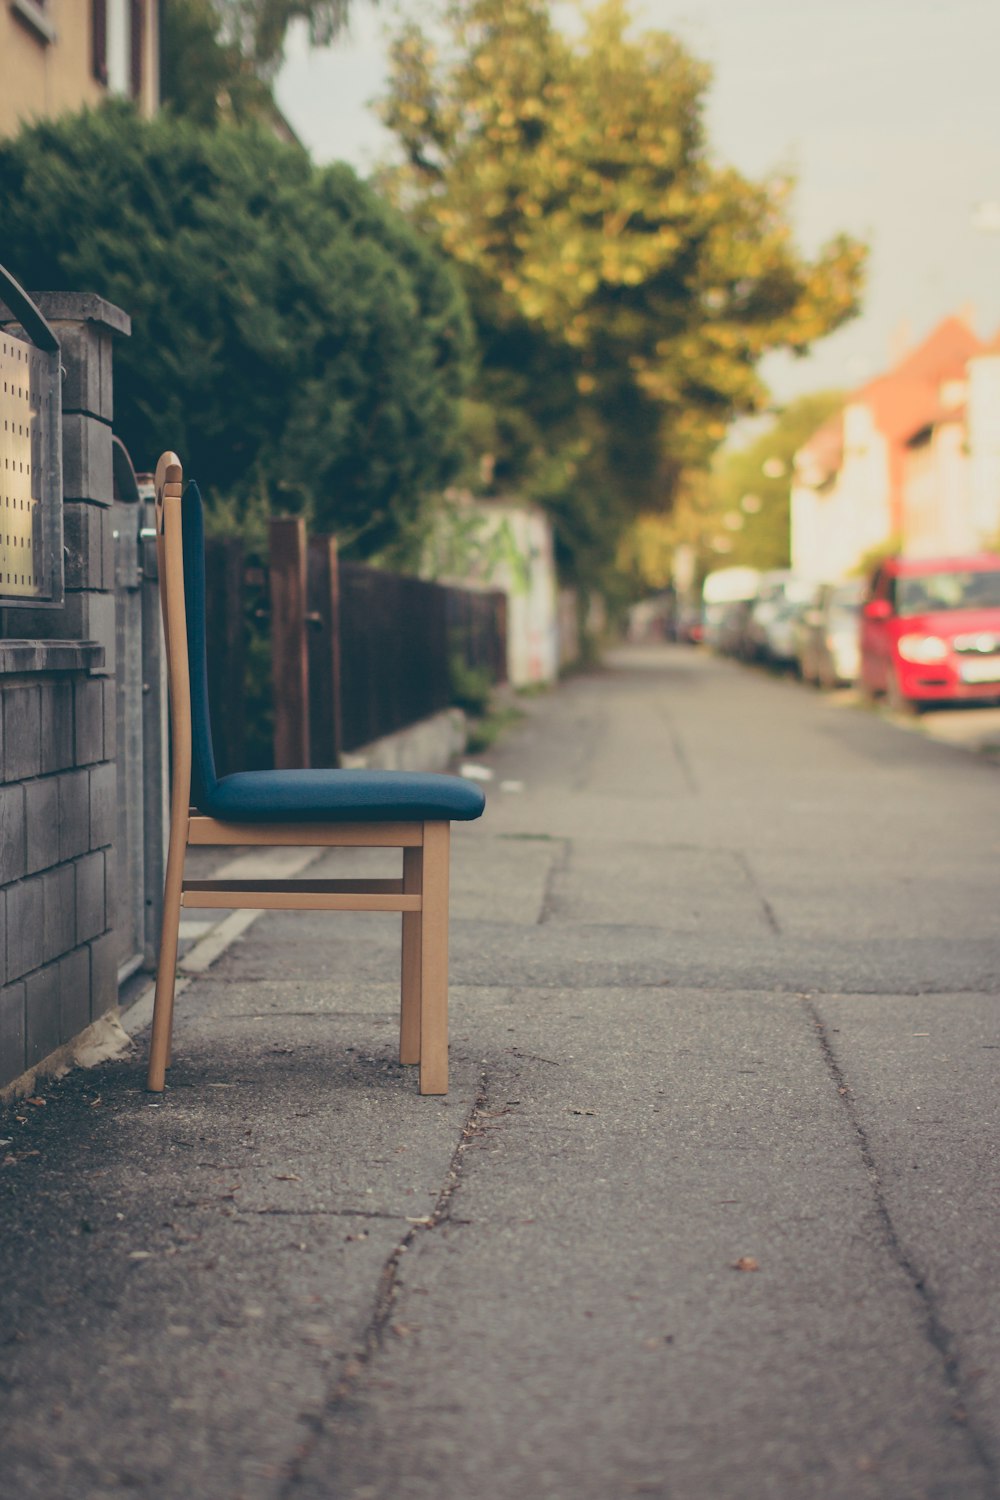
197;768;486;824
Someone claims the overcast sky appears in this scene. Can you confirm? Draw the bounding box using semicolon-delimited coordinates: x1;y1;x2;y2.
274;0;1000;407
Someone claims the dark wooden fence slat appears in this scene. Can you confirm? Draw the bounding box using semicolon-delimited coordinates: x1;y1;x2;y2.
204;537;246;777
269;516;310;769
307;534;343;768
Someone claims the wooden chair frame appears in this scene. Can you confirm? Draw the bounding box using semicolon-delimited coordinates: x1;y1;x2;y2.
148;453;451;1096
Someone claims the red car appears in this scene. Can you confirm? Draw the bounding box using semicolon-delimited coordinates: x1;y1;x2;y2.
860;554;1000;711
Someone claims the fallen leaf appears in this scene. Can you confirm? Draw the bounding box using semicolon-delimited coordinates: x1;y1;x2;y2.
272;1174;301;1182
732;1256;760;1273
26;1097;46;1108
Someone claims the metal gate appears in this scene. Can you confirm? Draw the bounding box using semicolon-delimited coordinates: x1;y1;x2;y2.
112;440;166;984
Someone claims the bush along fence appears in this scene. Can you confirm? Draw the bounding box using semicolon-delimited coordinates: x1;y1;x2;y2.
204;516;508;775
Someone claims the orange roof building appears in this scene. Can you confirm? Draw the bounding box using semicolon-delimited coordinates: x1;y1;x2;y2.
792;315;1000;580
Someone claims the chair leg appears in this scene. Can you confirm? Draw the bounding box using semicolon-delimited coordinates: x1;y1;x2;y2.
400;846;422;1065
147;838;184;1091
418;821;450;1095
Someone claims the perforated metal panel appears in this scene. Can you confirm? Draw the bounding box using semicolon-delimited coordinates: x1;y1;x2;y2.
0;269;63;607
0;332;43;597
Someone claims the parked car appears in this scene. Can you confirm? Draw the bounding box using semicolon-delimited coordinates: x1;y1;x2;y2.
859;554;1000;710
701;566;760;651
797;579;865;688
744;571;815;668
674;603;704;644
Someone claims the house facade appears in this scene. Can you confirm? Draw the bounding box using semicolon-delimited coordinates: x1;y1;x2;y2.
0;0;160;138
791;316;1000;582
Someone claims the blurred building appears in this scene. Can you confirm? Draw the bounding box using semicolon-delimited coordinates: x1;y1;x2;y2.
425;493;562;687
791;315;1000;580
0;1;160;137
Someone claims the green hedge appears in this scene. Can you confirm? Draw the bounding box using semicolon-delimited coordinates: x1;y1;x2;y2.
0;103;472;555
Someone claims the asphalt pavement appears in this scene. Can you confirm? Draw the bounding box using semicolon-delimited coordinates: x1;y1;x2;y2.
1;644;998;1500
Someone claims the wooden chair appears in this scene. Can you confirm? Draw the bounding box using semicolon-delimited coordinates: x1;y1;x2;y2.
148;453;485;1096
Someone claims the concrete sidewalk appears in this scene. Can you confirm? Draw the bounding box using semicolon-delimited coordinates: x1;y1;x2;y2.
1;645;998;1500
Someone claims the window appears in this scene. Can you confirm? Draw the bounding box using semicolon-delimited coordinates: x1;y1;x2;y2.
11;0;57;44
92;0;145;98
898;570;1000;617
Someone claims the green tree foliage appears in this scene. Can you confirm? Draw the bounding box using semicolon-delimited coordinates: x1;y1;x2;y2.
211;0;355;74
618;390;845;592
161;0;276;126
381;0;866;582
707;391;846;571
0;104;471;554
161;0;363;127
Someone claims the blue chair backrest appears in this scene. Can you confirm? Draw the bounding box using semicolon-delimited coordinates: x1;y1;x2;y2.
181;482;219;807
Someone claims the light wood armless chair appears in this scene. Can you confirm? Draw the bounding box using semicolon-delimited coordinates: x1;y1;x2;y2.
149;453;485;1096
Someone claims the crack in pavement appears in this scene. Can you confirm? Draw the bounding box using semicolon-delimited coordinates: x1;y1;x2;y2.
279;1071;491;1495
734;850;782;936
804;997;999;1494
536;838;572;926
656;704;700;795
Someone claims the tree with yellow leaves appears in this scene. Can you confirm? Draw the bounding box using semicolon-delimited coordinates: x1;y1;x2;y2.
383;0;865;584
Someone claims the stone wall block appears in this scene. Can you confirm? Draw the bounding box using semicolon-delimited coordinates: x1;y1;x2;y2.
101;512;116;592
0;978;25;1082
88;931;118;1020
58;769;90;862
40;681;74;773
0;784;26;884
4;685;41;781
43;864;75;963
25;961;61;1067
89;762;116;849
74;678;104;765
103;846;116;934
25;777;60;875
75;851;105;943
61;413;114;506
102;678;116;760
88;590;116;679
11;593;116;676
64;504;93;591
7;875;44;981
54;322;114;422
59;947;91;1039
63;504;111;592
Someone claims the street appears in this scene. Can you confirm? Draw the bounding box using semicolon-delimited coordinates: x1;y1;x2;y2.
1;643;998;1500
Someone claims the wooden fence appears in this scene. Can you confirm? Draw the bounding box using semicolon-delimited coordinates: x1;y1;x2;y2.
204;517;507;774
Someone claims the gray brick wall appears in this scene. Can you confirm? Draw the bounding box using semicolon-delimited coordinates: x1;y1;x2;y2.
0;293;135;1092
0;672;121;1084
